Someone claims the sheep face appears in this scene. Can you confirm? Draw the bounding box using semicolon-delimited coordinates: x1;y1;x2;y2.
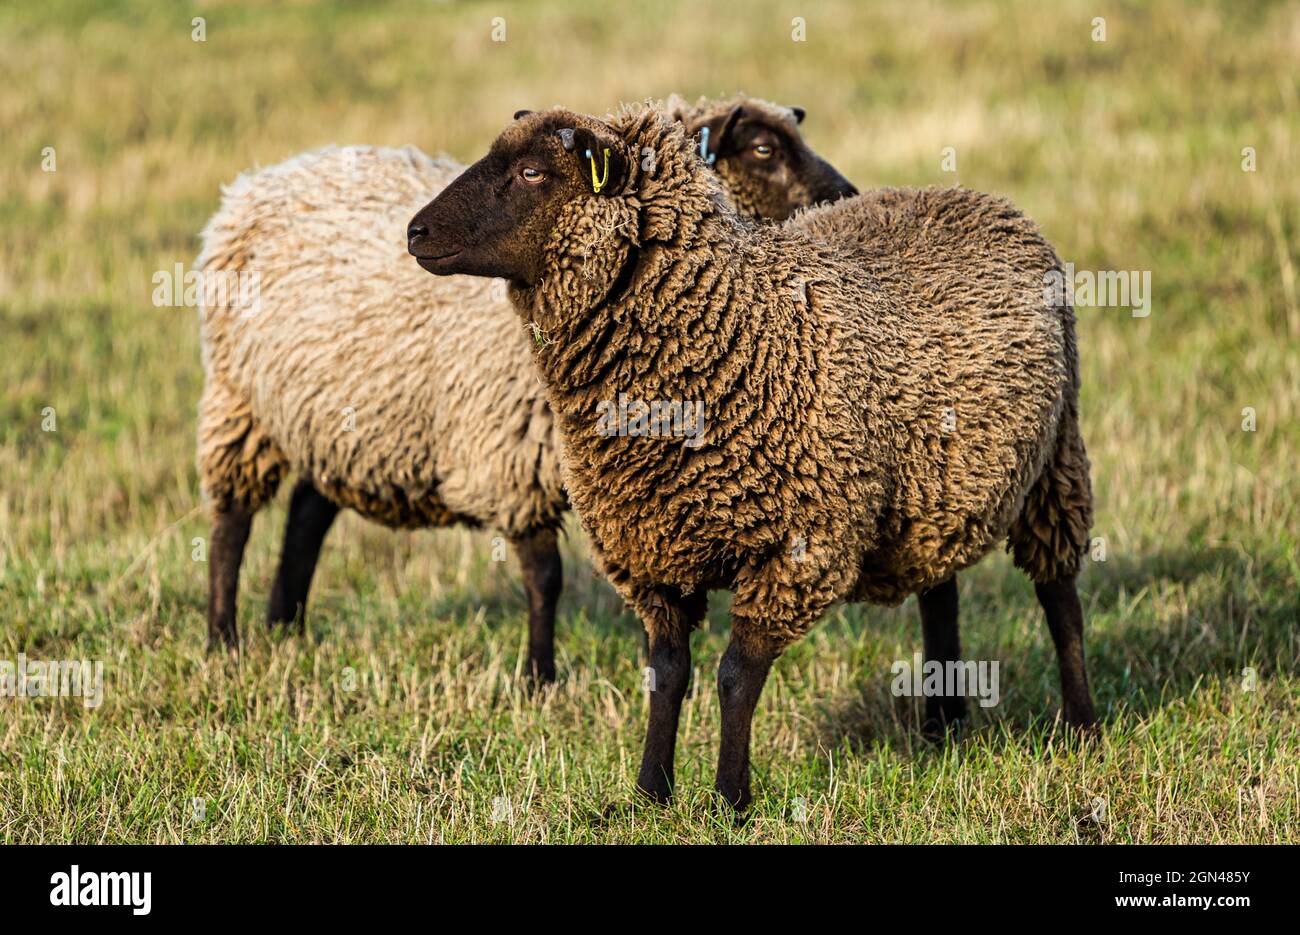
679;99;857;221
407;110;631;287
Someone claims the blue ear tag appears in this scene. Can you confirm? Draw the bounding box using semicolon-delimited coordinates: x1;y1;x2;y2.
699;126;716;165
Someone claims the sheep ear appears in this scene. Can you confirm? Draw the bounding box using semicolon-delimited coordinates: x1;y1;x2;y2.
513;109;533;120
697;105;746;164
789;105;806;124
570;127;629;196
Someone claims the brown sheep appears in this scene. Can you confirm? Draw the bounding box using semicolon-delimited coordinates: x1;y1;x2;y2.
407;103;1097;808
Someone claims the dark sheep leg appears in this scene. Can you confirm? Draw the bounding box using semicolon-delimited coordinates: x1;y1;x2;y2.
714;634;778;811
266;479;339;632
1034;575;1097;728
512;526;563;685
918;575;966;734
207;504;253;652
635;588;707;804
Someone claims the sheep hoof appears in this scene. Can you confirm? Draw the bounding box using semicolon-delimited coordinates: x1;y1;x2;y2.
707;796;753;827
525;655;557;682
262;621;301;646
1061;710;1101;738
203;637;240;660
633;778;674;807
920;721;958;743
921;701;967;741
265;608;306;635
713;783;752;814
523;666;557;695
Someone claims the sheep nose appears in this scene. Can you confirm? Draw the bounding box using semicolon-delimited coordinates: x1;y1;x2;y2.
407;222;429;250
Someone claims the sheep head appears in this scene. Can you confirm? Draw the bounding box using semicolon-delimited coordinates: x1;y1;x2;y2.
407;109;635;287
670;95;858;221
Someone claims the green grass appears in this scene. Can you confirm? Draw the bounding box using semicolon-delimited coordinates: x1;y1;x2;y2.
1;0;1297;842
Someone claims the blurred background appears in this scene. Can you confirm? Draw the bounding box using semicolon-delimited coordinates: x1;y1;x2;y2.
0;0;1296;842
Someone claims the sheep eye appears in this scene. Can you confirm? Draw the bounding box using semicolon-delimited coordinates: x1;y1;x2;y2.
752;143;775;159
519;167;546;184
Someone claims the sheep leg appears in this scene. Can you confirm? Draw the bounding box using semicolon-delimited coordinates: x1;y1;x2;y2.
266;479;339;632
918;576;966;734
714;632;778;811
635;587;707;804
207;504;253;652
1034;576;1097;729
512;527;562;685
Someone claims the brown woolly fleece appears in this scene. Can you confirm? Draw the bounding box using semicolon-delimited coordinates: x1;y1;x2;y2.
489;106;1092;654
195;96;850;547
792;187;1093;589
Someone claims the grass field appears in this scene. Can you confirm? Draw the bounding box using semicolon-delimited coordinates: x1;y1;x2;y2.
1;0;1297;843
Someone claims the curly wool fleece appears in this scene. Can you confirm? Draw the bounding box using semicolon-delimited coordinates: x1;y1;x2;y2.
507;105;1092;652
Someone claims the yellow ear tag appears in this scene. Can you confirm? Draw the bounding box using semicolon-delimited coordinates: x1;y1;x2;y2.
587;147;610;193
